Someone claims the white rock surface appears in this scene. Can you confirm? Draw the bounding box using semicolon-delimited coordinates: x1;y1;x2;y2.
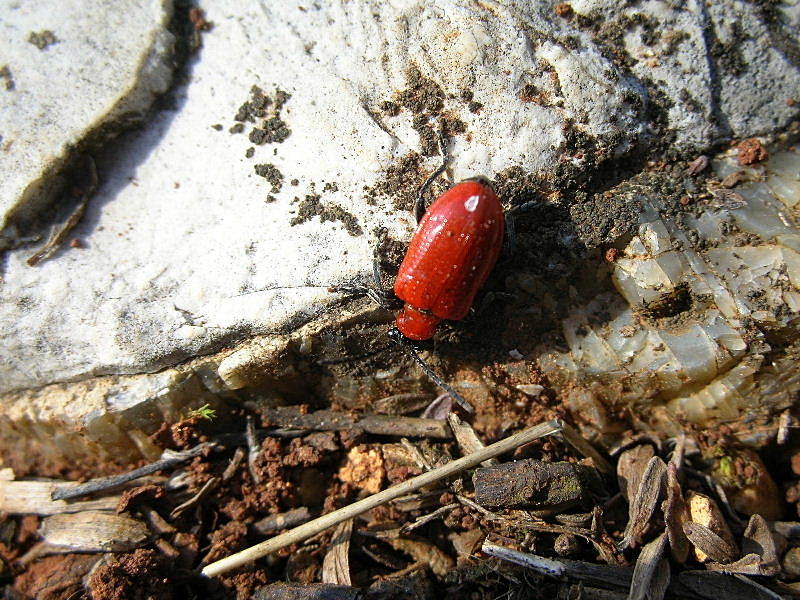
1;0;799;396
0;0;175;230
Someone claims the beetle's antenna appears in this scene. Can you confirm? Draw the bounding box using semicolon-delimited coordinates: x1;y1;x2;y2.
388;328;474;413
405;343;474;413
415;129;450;224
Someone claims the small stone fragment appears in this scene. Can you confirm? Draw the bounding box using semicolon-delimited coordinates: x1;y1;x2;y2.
737;138;768;165
687;155;709;175
555;3;573;18
338;445;384;494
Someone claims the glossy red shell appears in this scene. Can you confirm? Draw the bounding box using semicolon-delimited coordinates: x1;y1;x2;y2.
394;180;505;340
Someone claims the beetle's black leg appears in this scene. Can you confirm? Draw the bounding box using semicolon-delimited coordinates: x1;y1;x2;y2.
388;327;474;413
415;129;450;224
329;257;400;310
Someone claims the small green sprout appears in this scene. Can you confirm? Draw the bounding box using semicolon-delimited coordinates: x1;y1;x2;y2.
187;403;217;421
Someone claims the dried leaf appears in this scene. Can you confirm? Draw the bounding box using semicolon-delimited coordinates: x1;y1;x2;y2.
622;456;667;549
322;519;352;586
683;522;739;564
705;514;779;575
387;536;455;577
421;394;453;421
686;491;737;563
628;533;668;600
618;445;655;503
663;463;691;563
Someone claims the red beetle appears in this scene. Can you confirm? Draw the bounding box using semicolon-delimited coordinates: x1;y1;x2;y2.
393;179;505;341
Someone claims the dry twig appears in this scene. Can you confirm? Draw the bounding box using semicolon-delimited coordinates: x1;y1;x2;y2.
51;442;215;501
201;419;564;577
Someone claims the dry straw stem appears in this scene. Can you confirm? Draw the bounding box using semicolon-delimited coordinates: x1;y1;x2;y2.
201;418;565;577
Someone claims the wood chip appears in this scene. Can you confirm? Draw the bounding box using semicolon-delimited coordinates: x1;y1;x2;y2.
40;510;149;552
621;456;667;549
222;447;246;481
322;519;352;586
0;480;120;515
447;413;497;467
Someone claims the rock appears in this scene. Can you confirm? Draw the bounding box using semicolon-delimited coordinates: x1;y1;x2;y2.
1;0;800;468
0;0;175;232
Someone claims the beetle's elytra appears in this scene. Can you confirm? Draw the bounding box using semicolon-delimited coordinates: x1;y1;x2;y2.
393;179;505;341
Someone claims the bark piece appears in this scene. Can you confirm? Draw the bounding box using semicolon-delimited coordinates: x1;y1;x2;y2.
473;459;599;509
252;582;359;600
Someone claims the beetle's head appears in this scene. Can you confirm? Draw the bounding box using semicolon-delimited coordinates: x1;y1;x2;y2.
387;326;434;352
